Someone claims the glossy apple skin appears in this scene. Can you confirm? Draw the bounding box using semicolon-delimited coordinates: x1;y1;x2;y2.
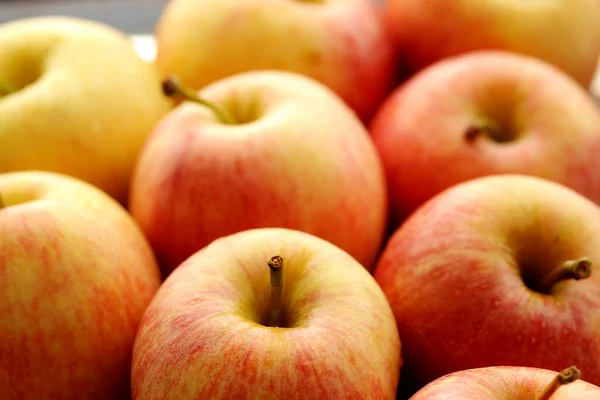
370;50;600;226
0;17;172;204
129;70;388;277
154;0;398;123
385;0;600;88
410;366;600;399
0;171;163;400
131;228;401;400
373;174;600;390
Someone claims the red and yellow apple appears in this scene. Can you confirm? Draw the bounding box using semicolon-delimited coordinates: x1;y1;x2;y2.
370;50;600;227
0;16;172;204
374;174;600;391
153;0;399;122
385;0;600;88
131;227;401;399
0;171;163;399
410;366;600;399
129;70;388;277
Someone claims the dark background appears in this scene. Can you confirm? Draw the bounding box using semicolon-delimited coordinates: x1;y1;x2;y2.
0;0;386;34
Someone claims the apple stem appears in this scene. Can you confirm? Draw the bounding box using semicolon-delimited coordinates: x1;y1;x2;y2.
267;255;284;327
0;192;4;208
537;366;581;400
535;257;592;294
464;120;507;143
161;76;236;125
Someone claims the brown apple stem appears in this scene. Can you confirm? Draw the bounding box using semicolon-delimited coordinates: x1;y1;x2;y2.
537;366;581;400
464;120;507;143
161;76;236;125
0;192;4;208
535;257;592;294
267;255;284;327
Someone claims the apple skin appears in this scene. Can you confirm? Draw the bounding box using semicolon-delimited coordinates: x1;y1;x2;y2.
370;50;600;227
385;0;600;88
409;366;600;399
0;171;163;400
373;174;600;391
130;227;401;400
153;0;399;123
128;70;388;277
0;16;173;204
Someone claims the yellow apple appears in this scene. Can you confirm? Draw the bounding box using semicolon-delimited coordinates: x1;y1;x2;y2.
385;0;600;89
153;0;399;123
0;16;173;204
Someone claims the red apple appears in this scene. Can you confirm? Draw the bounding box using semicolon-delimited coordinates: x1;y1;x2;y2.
384;0;600;88
131;227;402;399
129;71;388;277
153;0;399;123
409;366;600;400
373;174;600;390
0;171;162;399
370;50;600;227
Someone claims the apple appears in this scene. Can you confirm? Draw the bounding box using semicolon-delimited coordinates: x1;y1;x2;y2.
130;227;401;399
409;366;600;400
373;174;600;391
0;16;173;204
384;0;600;88
370;50;600;227
152;0;399;123
128;70;388;277
0;171;163;399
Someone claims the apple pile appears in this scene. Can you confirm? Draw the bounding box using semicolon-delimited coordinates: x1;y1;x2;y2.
1;0;600;399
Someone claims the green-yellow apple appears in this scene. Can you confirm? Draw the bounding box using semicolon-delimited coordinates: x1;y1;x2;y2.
373;174;600;392
370;50;600;228
0;171;163;400
131;227;401;399
0;16;173;204
410;366;600;400
385;0;600;88
153;0;399;123
128;70;388;277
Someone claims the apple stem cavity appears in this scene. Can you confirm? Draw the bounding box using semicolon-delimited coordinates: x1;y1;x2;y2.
0;82;14;97
267;255;284;328
537;366;581;400
161;76;236;125
536;257;592;294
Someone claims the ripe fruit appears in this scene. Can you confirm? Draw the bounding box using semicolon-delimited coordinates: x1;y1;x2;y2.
131;228;401;399
0;16;172;204
374;174;600;390
0;171;163;399
129;71;387;276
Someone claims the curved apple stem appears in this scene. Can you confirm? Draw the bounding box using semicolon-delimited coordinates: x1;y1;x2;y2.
464;119;509;143
537;366;581;400
267;255;284;327
161;76;236;125
535;257;592;294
